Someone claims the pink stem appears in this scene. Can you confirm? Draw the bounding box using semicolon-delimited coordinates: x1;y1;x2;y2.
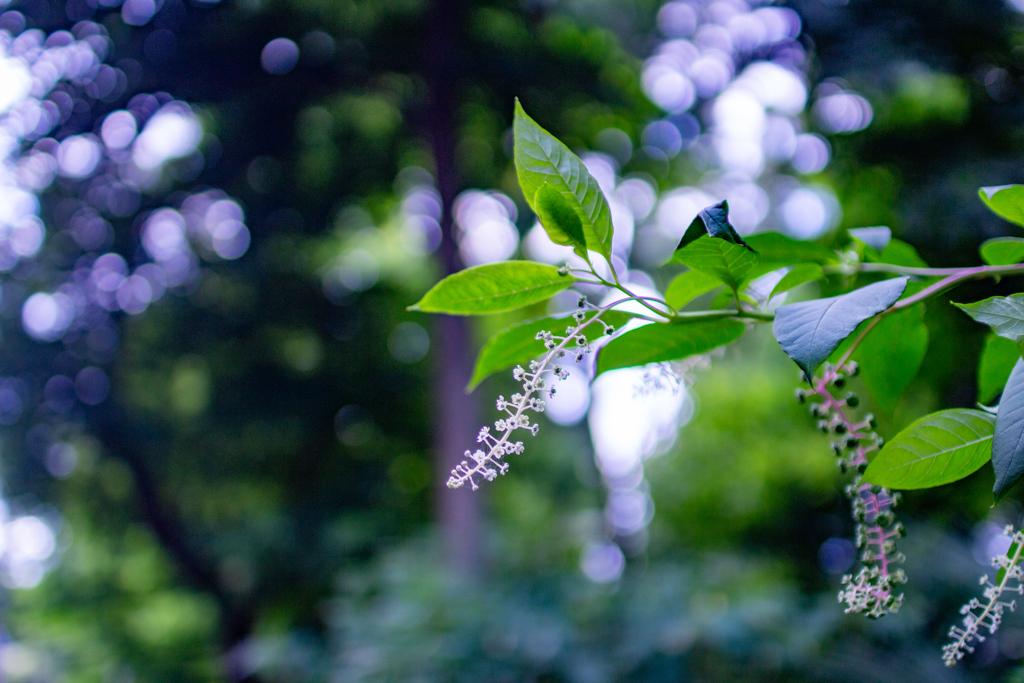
812;369;897;601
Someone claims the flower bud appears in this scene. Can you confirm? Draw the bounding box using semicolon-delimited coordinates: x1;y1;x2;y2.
795;388;806;403
832;374;846;388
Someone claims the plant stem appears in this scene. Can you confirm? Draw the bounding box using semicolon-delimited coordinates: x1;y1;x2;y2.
826;262;1024;279
584;258;1024;331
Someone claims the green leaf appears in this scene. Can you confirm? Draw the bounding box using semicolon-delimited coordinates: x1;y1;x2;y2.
955;294;1024;349
880;239;928;268
768;263;825;302
710;288;756;310
514;100;614;261
773;277;908;380
743;232;835;266
993;358;1024;500
675;200;752;252
999;540;1020;584
597;319;745;375
409;261;576;315
980;185;1024;228
980;237;1024;266
665;270;722;309
978;334;1020;404
862;409;995;490
672;236;760;291
851;304;929;414
849;227;892;252
534;183;588;259
467;311;635;391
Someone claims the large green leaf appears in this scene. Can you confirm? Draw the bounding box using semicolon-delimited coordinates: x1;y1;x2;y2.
955;294;1024;350
773;277;908;380
671;236;760;291
665;270;722;310
862;409;995;490
851;304;929;414
514;100;614;261
768;263;825;303
409;261;576;315
597;319;745;375
980;237;1024;266
743;232;835;266
994;358;1024;500
468;311;635;391
980;185;1024;228
978;333;1020;404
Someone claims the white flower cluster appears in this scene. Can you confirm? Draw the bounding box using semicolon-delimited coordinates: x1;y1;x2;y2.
943;525;1024;666
447;308;608;490
839;563;906;619
837;483;906;618
803;362;907;619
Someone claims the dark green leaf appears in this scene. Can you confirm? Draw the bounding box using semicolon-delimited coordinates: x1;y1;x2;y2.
979;185;1024;228
534;183;588;258
979;334;1020;404
849;227;892;251
409;261;576;315
513;100;614;260
772;277;908;380
994;358;1024;500
672;235;760;291
743;232;835;266
675;200;753;252
880;239;928;268
862;409;995;490
824;278;932;365
467;311;635;391
955;294;1024;347
665;270;722;309
768;263;825;302
980;237;1024;266
852;304;929;413
597;319;745;375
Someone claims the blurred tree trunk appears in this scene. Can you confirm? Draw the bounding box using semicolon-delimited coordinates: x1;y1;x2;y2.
94;404;259;681
426;0;482;576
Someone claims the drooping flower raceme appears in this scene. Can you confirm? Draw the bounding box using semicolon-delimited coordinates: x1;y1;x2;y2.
943;525;1024;666
447;304;615;490
799;361;907;618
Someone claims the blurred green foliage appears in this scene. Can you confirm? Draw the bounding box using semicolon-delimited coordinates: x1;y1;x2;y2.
9;0;1024;680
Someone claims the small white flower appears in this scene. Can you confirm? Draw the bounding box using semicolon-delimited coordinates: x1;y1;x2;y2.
943;527;1024;666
